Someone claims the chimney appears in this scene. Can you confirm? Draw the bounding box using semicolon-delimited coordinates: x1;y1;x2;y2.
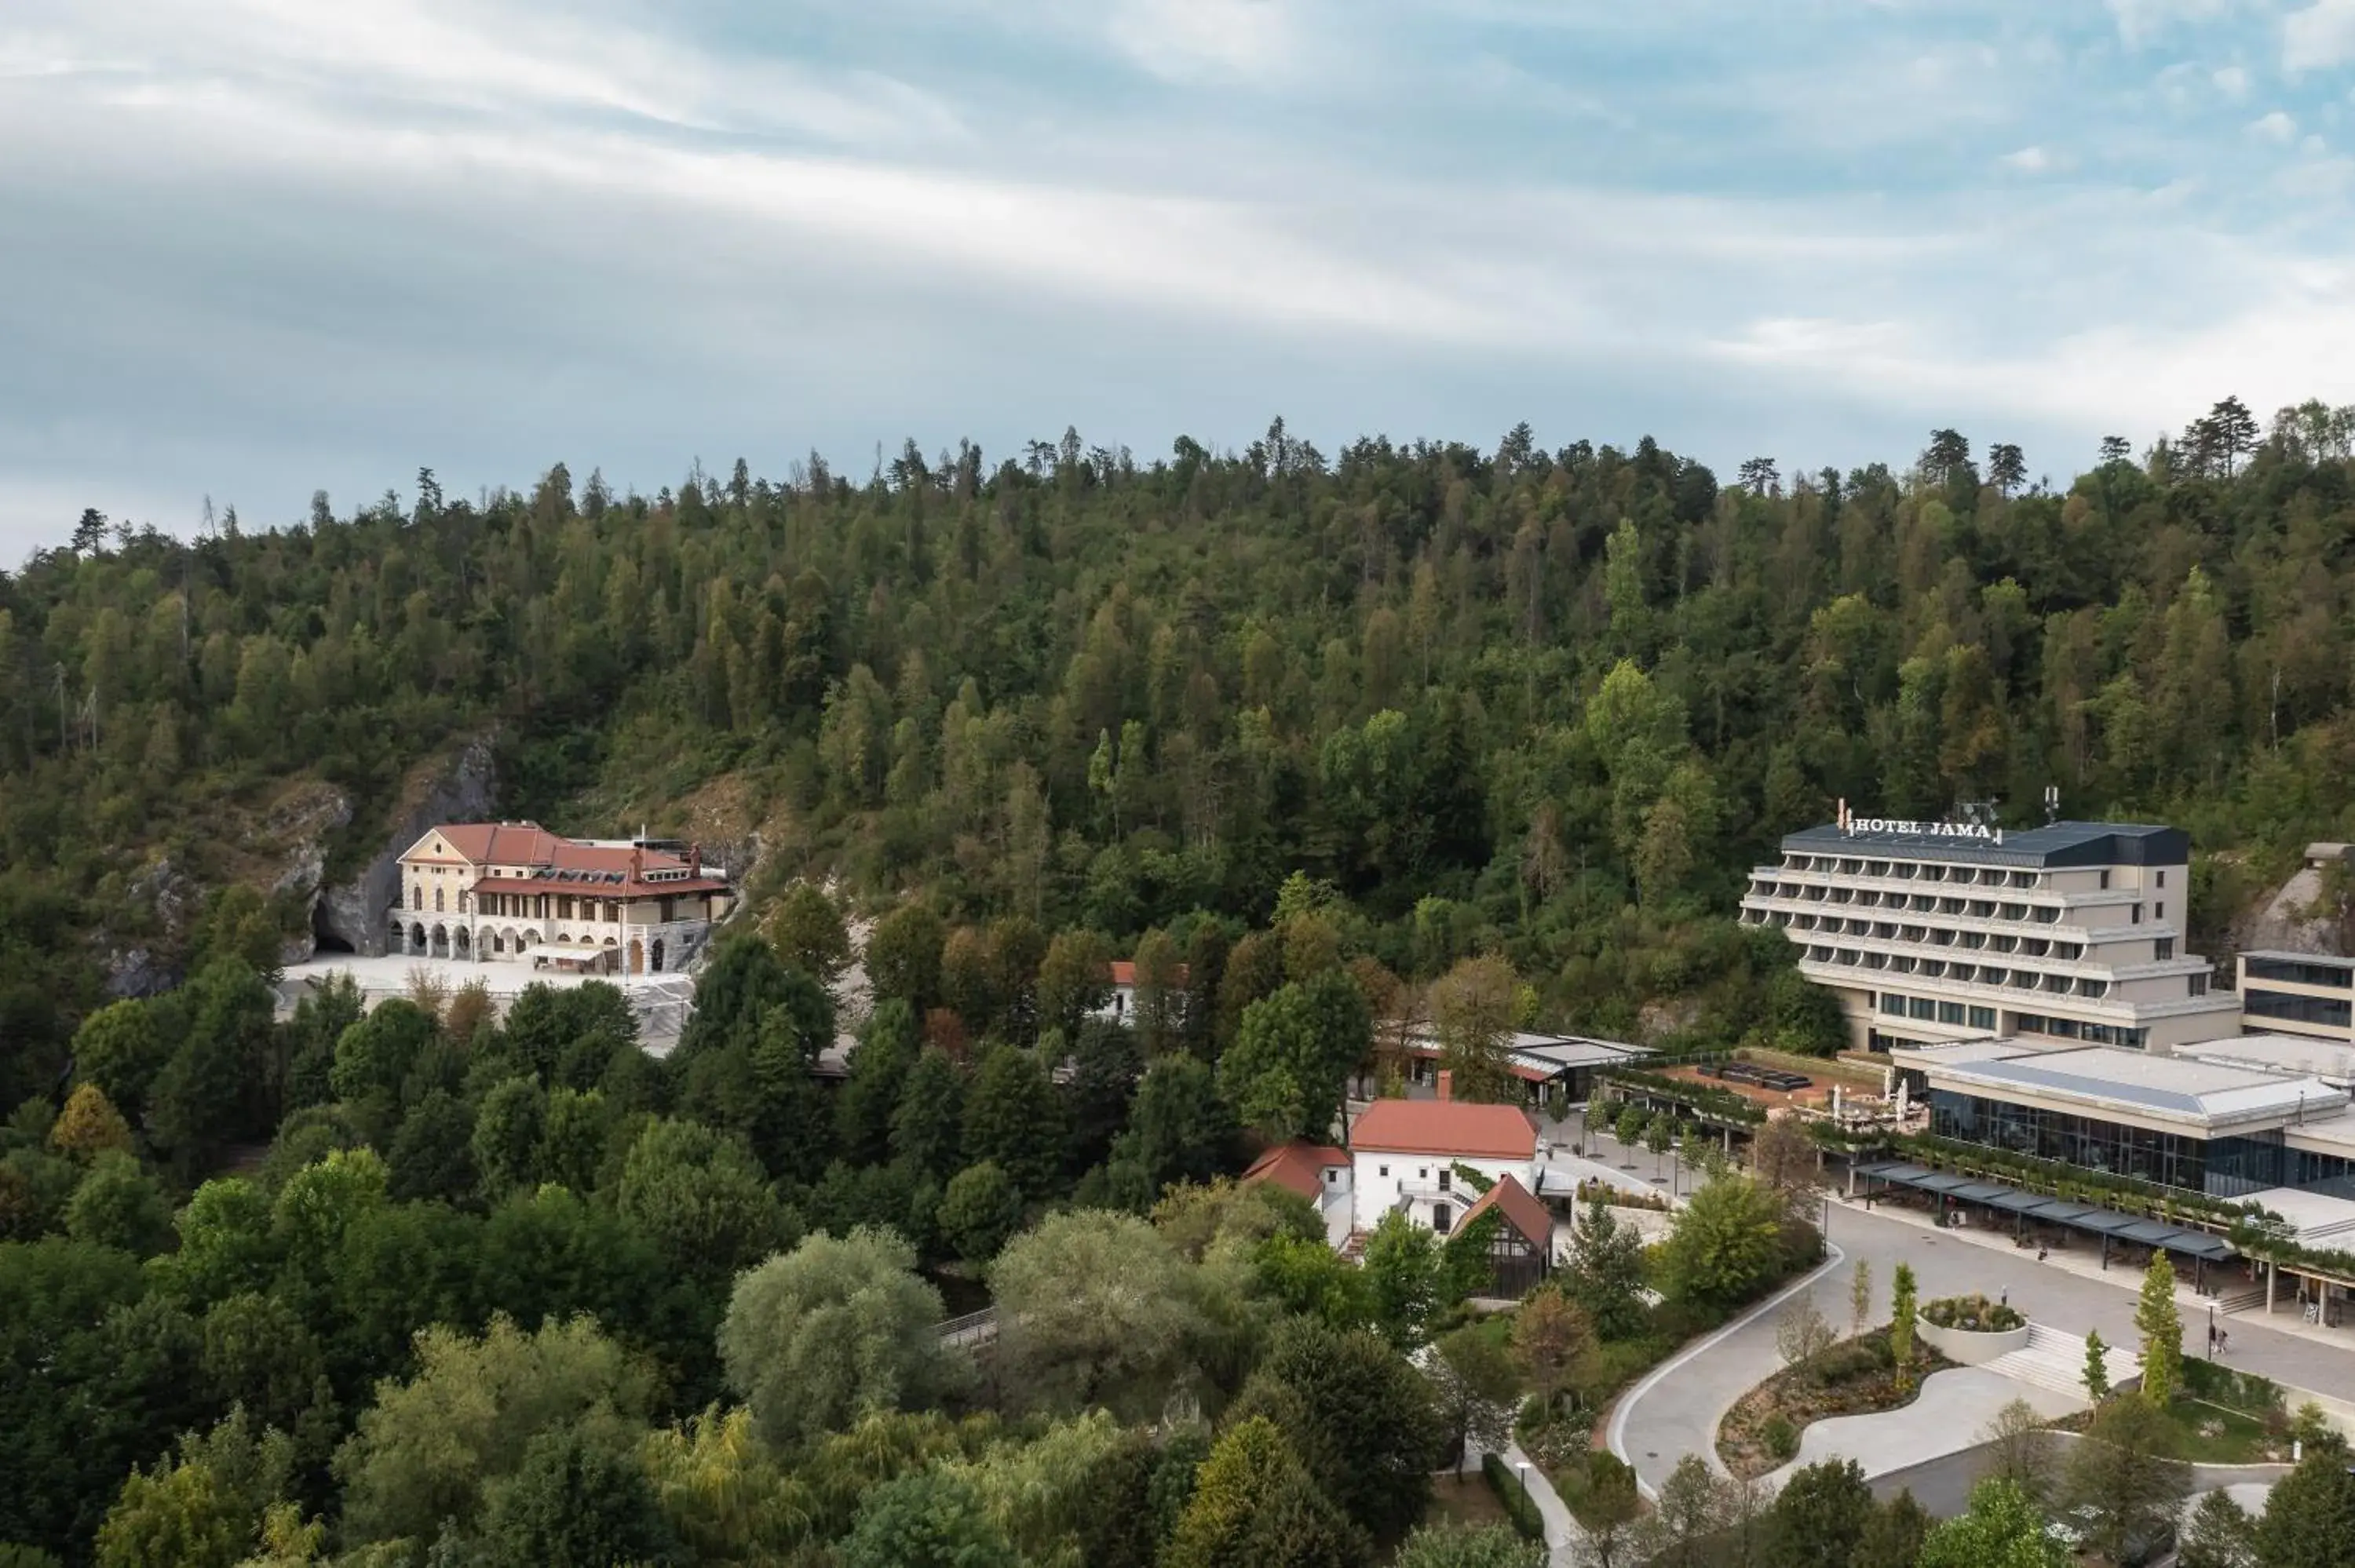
1437;1070;1453;1103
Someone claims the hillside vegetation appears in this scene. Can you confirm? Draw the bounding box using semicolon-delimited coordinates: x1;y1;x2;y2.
5;403;2355;1094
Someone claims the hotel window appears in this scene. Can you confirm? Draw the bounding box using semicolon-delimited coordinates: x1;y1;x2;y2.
2189;974;2209;997
1908;997;1937;1020
1937;1001;1966;1025
1881;994;1905;1016
2156;939;2174;960
1968;1006;1995;1030
2130;904;2142;924
2156;902;2165;921
2099;870;2111;889
434;888;444;913
2244;957;2353;989
2156;870;2167;888
2244;989;2354;1029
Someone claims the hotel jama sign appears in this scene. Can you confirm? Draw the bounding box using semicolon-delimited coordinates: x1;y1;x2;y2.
1833;800;2004;846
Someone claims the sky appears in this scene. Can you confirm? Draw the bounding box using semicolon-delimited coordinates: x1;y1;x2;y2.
5;0;2355;555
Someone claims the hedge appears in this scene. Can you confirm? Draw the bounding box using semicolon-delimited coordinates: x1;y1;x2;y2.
1482;1449;1546;1542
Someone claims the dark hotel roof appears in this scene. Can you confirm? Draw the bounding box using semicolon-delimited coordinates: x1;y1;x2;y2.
1780;819;2189;870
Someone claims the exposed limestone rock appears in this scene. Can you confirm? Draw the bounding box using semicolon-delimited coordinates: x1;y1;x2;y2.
315;735;498;956
2233;861;2346;957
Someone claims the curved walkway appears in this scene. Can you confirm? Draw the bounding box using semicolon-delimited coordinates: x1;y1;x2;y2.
1606;1241;1846;1497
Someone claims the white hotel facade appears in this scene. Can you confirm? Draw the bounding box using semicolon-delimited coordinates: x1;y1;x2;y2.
1739;811;2240;1056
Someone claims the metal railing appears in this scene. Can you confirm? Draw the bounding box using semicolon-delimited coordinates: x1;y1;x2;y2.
935;1307;999;1346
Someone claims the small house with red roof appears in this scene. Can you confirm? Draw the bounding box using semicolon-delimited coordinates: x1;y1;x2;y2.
1092;957;1190;1027
1455;1172;1557;1295
394;822;734;975
1240;1140;1354;1246
1347;1072;1539;1239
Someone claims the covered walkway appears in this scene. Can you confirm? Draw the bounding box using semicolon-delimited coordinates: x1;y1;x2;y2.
1852;1160;2235;1291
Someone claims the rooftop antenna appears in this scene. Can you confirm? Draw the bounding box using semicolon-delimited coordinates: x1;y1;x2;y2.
2043;784;2061;825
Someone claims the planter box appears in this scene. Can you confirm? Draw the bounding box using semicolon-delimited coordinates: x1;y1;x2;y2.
1918;1319;2030;1365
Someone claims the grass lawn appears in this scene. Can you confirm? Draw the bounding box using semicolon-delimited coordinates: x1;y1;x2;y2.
2168;1398;2284;1463
1422;1470;1516;1532
2049;1396;2291;1465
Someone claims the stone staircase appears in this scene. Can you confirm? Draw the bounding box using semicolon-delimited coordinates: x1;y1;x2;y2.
1981;1324;2141;1400
2214;1283;2267;1315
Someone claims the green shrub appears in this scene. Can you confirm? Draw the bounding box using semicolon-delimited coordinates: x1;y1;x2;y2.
1762;1416;1799;1460
1481;1450;1546;1541
1922;1293;2024;1333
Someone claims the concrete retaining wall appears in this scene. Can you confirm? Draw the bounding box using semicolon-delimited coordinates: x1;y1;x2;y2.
1917;1319;2030;1365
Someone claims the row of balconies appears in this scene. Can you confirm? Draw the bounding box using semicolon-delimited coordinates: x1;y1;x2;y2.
1758;909;2088;961
1751;877;2058;924
1780;854;2039;888
1798;946;2110;999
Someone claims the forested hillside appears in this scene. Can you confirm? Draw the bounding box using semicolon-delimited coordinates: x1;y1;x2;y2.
5;399;2355;1094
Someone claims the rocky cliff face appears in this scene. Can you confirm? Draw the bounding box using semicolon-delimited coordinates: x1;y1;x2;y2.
2232;861;2347;957
310;735;498;957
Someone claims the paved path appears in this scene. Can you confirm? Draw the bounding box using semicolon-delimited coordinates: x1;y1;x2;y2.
1610;1195;2355;1501
1762;1366;2082;1488
1477;1438;1584;1568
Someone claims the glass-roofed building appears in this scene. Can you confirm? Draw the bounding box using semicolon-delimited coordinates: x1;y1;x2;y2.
1899;1038;2355;1202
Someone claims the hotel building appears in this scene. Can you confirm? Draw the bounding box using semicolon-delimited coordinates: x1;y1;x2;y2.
2236;951;2355;1046
1739;817;2239;1056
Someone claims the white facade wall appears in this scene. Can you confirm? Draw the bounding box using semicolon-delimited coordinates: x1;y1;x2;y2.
1349;1151;1535;1235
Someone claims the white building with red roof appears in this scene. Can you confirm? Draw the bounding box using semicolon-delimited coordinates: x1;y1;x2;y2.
394;822;734;975
1346;1073;1540;1238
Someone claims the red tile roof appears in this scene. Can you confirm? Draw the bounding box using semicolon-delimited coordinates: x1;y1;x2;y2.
1107;960;1188;987
413;823;717;895
1349;1099;1535;1161
1459;1172;1554;1247
1240;1140;1351;1202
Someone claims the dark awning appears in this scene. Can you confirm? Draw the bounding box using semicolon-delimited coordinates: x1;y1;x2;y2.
1855;1162;2238;1261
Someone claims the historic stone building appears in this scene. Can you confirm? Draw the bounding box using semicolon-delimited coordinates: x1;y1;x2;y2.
392;822;733;975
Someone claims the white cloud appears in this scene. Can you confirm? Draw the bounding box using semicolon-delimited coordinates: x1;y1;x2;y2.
2107;0;2235;49
2213;64;2250;98
0;0;965;144
2001;145;2052;172
1103;0;1307;84
2250;108;2299;141
2286;0;2355;72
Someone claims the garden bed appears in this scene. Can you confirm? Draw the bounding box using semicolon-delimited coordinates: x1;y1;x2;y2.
1715;1327;1957;1479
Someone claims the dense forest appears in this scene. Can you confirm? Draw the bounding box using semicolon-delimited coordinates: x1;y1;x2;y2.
7;397;2355;1098
9;399;2355;1563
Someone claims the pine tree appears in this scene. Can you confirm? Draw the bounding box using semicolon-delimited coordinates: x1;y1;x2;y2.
1889;1264;1918;1393
2136;1253;2182;1407
2084;1329;2111;1402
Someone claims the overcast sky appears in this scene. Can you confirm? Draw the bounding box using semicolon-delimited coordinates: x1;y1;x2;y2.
5;0;2354;556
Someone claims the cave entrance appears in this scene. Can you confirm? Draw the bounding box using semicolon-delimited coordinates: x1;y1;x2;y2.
309;899;355;955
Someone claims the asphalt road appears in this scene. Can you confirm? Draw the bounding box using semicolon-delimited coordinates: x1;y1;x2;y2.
1608;1193;2355;1497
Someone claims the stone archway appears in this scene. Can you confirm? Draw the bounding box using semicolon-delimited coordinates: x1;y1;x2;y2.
388;917;405;954
627;939;643;975
410;921;428;954
489;929;506;956
651;938;666;973
430;924;450;957
521;929;540;950
455;927;471;959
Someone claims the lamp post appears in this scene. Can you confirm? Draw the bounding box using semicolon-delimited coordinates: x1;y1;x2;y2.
1517;1460;1530;1515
